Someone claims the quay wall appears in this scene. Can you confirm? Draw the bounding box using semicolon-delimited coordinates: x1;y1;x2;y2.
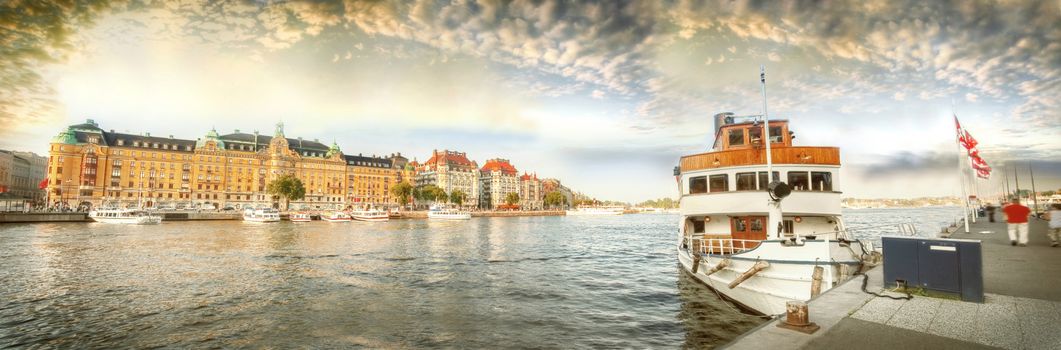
0;212;89;223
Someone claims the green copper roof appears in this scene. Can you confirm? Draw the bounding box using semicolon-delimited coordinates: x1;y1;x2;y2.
325;140;342;158
196;127;225;149
51;129;78;144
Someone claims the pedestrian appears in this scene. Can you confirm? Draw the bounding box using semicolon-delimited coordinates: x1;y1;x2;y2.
986;203;997;222
1046;203;1061;248
1002;197;1031;246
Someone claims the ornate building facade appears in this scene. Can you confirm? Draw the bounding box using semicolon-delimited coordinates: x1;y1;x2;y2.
519;172;544;210
44;119;393;210
415;149;479;207
344;153;411;207
479;158;519;209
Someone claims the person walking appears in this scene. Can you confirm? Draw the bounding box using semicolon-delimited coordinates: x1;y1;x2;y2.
1046;203;1061;248
1002;198;1031;246
986;203;997;223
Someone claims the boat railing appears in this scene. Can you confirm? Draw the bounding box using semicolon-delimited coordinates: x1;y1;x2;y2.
687;235;761;255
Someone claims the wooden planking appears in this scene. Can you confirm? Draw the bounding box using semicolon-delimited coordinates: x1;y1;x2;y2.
680;146;840;172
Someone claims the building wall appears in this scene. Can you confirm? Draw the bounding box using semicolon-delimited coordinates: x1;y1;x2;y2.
519;177;543;210
0;152;12;194
480;171;519;209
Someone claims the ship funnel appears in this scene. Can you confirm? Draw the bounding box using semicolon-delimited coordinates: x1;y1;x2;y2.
713;112;735;136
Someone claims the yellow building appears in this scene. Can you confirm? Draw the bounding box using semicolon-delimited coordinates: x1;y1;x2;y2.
343;153;412;207
47;120;349;210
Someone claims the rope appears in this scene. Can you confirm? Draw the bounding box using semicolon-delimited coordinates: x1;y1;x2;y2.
854;272;912;300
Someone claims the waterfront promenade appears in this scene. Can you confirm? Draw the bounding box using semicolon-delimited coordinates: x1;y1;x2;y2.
726;218;1061;350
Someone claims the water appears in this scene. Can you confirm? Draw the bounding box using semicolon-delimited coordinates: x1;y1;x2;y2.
0;208;959;348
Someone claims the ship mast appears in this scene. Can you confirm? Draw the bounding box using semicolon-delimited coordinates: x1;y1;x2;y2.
760;65;783;239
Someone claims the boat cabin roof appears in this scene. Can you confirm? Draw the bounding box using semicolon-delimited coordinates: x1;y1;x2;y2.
712;119;792;151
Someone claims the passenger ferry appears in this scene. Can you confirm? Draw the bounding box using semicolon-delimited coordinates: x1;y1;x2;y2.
675;72;872;316
243;208;281;223
321;211;352;222
350;208;390;222
289;213;312;222
88;208;163;225
427;205;471;220
565;206;624;216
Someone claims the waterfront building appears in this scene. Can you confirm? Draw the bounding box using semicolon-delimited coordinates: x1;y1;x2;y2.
344;153;410;207
46;119;360;210
479;158;520;209
519;172;544;210
0;150;49;204
415;149;479;207
541;178;573;209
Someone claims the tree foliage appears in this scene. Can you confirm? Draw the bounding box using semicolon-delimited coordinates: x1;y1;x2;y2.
450;190;466;206
636;197;678;209
267;175;305;210
544;191;566;208
505;192;520;206
391;182;413;207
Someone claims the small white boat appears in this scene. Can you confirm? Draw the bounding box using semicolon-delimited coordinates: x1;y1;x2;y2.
289;213;312;222
243;208;280;222
321;211;352;222
350;209;389;222
565;206;624;216
428;205;471;220
88;208;162;224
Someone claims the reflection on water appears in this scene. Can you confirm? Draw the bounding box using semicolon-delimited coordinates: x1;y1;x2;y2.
0;214;764;348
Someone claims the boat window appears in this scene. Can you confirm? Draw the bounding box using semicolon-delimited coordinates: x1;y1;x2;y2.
728;129;745;146
732;217;746;232
782;220;794;235
788;172;809;191
769;126;783;143
709;174;728;192
811;172;832;191
750;217;763;232
736;172;756;190
689;176;707;194
748;127;761;144
757;171;779;190
692;218;705;234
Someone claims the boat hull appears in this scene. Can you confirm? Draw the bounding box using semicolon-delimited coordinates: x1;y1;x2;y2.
428;213;471;220
352;216;389;222
243;217;280;223
676;241;862;316
89;216;162;224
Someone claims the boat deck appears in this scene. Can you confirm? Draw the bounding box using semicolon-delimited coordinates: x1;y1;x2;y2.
724;218;1061;350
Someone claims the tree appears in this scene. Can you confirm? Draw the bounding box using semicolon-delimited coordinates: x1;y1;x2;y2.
391;182;413;208
419;185;439;202
267;175;305;210
450;190;466;206
433;187;449;204
544;191;566;209
505;192;520;206
1043;190;1056;197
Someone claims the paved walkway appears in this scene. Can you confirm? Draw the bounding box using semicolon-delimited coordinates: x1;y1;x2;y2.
725;217;1061;350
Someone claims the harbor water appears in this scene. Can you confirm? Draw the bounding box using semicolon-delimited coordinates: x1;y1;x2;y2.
0;207;960;348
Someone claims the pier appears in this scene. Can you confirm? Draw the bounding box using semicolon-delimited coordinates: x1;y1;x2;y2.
725;218;1061;350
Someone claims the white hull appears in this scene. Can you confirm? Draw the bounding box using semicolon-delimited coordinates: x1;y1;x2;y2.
676;240;862;315
243;217;280;223
89;216;162;225
352;216;389;222
428;212;471;220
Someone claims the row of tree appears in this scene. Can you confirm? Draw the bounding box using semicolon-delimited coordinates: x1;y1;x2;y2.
636;197;678;209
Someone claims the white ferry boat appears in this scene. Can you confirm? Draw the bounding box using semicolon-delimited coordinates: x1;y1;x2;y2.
565;206;624;216
289;213;312;222
88;208;162;224
675;75;872;316
350;208;390;222
427;205;471;220
321;211;352;222
243;208;280;223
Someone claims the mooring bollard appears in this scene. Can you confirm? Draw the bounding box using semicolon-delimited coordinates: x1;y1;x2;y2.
777;300;820;334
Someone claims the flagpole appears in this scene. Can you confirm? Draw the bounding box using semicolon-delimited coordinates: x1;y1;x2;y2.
1030;163;1039;217
955;115;970;233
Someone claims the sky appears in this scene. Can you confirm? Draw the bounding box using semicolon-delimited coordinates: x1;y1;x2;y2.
1;0;1059;203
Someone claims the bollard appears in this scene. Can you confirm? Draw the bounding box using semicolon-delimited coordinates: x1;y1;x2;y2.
777;301;820;334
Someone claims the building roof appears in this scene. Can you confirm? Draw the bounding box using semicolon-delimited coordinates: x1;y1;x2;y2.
423;149;477;170
102;132;197;152
344;154;393;168
519;172;538;181
219;132;331;156
481;158;518;175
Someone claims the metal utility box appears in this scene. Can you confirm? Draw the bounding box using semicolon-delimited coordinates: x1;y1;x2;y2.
881;236;983;302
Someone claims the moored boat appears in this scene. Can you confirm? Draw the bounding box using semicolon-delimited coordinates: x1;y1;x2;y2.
350;208;389;222
675;72;873;316
289;212;312;222
88;208;163;224
427;205;471;220
565;206;624;216
243;208;281;223
321;211;352;222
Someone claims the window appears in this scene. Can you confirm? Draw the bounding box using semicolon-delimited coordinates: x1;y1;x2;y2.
757;171;779;190
788;172;809;191
782;220;794;235
728;129;745;146
709;174;728;192
111;168;120;177
736;172;757;190
750;217;763;232
811;172;832;191
769;126;783;143
692;218;705;233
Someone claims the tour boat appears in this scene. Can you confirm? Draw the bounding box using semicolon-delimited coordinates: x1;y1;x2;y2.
427;205;471;220
565;206;624;216
350;208;390;222
675;73;873;316
321;211;352;222
289;213;312;222
388;209;402;219
243;208;281;223
88;208;163;224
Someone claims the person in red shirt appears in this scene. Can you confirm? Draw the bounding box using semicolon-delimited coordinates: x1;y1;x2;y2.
1002;198;1031;246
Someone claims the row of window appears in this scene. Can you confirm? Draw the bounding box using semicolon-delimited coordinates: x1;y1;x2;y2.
689;171;833;194
728;126;783;146
688;217;794;234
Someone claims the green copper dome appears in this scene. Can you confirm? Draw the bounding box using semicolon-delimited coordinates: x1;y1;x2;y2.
51;129;78;144
325;140;342;158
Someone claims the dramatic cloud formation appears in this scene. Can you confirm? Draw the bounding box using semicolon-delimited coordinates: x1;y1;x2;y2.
1;0;1059;201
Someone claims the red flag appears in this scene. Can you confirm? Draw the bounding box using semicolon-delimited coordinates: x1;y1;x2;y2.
38;178;48;189
962;130;978;150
